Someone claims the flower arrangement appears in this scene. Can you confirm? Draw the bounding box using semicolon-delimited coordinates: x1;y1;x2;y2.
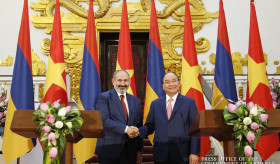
33;100;84;163
270;78;280;109
0;83;8;137
223;100;269;163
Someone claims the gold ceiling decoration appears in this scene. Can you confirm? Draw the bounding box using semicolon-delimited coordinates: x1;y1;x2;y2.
30;0;218;99
0;55;13;66
208;52;269;75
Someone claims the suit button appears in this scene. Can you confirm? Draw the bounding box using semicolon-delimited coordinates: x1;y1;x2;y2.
168;125;170;128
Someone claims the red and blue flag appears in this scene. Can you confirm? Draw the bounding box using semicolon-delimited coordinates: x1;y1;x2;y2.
2;0;35;163
212;0;237;109
143;0;165;143
73;1;101;164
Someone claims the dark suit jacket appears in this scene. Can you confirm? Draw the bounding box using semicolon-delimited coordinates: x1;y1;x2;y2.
139;93;200;163
95;89;143;159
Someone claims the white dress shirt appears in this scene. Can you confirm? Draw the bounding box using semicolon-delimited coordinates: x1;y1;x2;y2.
165;93;178;111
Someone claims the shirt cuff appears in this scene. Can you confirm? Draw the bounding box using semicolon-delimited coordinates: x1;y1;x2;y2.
124;126;128;133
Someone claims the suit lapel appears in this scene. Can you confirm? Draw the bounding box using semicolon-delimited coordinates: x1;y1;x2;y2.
111;89;127;121
127;94;134;124
159;95;168;120
169;94;184;120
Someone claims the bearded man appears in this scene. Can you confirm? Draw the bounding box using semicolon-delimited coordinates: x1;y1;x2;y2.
95;69;143;164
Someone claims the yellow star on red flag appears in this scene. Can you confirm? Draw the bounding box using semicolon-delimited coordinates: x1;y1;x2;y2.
44;56;66;95
247;55;269;98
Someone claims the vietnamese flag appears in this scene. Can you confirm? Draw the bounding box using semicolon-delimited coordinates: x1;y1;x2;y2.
246;0;279;161
43;0;68;106
116;0;136;96
180;0;210;160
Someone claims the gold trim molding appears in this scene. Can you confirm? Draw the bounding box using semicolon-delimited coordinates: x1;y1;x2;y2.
0;56;13;66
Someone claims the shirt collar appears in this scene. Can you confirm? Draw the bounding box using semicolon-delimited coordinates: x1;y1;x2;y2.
116;90;127;99
166;93;178;103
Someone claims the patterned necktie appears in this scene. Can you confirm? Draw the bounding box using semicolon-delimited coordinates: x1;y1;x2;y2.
167;98;173;120
120;95;128;120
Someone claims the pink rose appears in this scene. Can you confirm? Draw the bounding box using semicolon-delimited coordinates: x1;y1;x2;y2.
246;131;255;143
275;81;279;87
236;100;244;106
271;78;275;84
250;122;259;130
260;114;269;122
53;101;60;108
65;106;71;113
244;146;253;158
227;103;237;113
40;103;49;111
42;125;51;133
0;96;3;102
46;114;55;123
273;101;278;107
0;112;4;118
1;118;5;123
248;102;255;110
49;147;58;159
272;92;277;101
48;132;56;142
0;123;2;126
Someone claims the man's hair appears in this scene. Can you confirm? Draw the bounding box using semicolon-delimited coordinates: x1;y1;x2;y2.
112;69;130;79
162;72;180;84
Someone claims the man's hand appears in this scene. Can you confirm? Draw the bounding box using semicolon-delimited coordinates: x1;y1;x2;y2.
189;154;198;164
127;126;139;138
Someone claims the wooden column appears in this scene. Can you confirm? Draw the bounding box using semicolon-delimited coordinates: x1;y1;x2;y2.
223;140;235;162
65;142;73;164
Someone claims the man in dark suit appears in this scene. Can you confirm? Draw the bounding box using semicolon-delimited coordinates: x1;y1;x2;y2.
139;72;200;164
95;70;143;164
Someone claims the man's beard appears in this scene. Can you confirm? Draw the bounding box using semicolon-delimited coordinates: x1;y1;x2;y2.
114;84;128;94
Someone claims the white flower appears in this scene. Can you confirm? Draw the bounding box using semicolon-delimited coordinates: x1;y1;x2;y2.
243;117;252;125
1;83;5;90
66;122;72;129
58;107;66;117
40;111;46;117
0;101;4;107
250;106;258;116
55;121;63;129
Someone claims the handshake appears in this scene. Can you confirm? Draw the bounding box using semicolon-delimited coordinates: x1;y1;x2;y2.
127;126;140;138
